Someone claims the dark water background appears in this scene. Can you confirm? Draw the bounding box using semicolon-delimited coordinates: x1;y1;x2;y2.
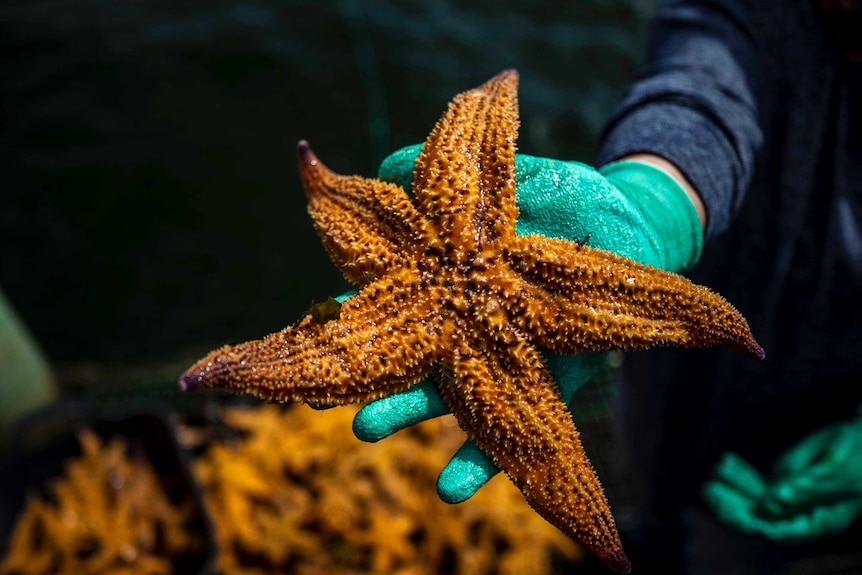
1;0;656;367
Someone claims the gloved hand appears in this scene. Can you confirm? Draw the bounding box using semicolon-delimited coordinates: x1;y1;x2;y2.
351;144;704;503
704;411;862;543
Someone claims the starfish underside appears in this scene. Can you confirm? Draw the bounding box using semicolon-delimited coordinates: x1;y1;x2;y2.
180;70;764;573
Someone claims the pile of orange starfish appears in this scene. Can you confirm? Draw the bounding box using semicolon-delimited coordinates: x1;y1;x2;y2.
0;430;198;575
194;403;581;575
180;70;764;573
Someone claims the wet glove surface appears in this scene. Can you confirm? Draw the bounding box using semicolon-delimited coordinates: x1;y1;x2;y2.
704;412;862;543
352;144;703;503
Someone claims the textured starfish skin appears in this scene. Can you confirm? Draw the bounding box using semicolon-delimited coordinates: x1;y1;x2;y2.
180;70;764;573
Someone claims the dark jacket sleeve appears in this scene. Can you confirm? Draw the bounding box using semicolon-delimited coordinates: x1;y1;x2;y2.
597;0;762;239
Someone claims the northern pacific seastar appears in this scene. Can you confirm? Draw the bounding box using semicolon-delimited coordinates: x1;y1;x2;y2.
180;70;764;573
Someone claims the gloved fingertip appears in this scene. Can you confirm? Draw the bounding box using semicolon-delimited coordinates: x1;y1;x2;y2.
352;403;390;442
703;480;758;529
713;452;767;498
713;452;738;480
702;481;729;509
436;441;500;504
773;482;797;503
378;144;423;189
352;380;450;442
716;451;745;468
762;474;824;512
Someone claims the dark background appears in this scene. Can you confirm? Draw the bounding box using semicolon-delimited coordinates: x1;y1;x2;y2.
0;0;656;373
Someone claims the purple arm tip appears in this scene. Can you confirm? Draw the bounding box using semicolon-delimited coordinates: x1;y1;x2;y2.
608;550;632;574
178;370;203;392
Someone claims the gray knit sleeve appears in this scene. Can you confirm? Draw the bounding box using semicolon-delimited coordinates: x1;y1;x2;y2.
597;0;762;239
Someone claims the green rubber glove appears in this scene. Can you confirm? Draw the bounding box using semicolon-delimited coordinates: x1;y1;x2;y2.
351;144;703;503
704;411;862;543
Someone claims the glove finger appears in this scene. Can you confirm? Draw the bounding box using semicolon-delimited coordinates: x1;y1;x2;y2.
773;424;843;478
703;480;759;531
712;452;768;499
377;144;422;190
702;480;816;542
757;501;862;544
543;350;607;403
766;426;859;509
352;379;450;442
436;439;501;504
763;470;859;512
806;501;862;539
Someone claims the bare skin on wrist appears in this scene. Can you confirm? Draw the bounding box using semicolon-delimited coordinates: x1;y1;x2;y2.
621;153;708;231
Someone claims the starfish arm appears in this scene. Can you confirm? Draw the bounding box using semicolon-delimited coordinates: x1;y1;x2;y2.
297;141;424;285
412;70;520;250
505;234;765;359
438;331;630;573
179;270;444;404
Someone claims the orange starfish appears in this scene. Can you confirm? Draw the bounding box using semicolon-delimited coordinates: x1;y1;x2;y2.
180;70;764;573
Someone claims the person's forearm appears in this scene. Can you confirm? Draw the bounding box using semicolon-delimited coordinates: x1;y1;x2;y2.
621;153;707;231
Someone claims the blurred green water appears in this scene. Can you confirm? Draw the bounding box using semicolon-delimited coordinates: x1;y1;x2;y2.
0;0;656;367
